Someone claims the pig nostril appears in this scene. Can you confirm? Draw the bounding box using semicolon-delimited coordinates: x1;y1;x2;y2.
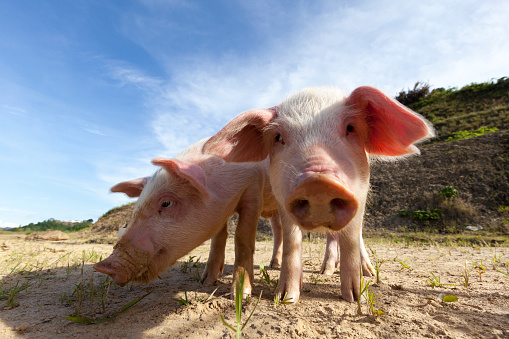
330;198;348;210
291;199;310;219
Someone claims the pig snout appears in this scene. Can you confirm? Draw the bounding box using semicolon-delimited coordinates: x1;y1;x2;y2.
93;256;132;286
94;239;153;286
286;174;358;231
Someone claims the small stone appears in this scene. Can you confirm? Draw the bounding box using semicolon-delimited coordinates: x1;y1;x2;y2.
16;323;31;332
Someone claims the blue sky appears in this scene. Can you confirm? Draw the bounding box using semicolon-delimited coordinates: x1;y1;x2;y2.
1;0;508;228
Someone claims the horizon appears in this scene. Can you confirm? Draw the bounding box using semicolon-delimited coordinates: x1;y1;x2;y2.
1;0;508;228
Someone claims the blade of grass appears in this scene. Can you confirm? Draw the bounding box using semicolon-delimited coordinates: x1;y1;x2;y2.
66;292;151;324
240;291;263;332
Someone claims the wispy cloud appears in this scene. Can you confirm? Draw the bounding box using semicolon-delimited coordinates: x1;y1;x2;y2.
3;105;26;116
106;61;163;90
84;128;106;136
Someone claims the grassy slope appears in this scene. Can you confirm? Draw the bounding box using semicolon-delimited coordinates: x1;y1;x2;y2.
405;77;509;140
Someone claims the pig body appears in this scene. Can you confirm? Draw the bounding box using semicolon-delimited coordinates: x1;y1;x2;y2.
204;86;434;302
94;138;279;296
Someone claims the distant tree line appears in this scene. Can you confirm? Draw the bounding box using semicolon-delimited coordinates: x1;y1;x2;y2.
7;219;93;233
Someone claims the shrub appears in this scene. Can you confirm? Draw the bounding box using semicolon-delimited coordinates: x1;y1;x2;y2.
438;186;459;199
398;186;476;233
396;82;431;106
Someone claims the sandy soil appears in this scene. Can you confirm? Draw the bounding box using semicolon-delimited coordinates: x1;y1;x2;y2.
1;232;508;338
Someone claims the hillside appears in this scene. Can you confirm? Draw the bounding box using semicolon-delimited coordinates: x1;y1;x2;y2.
367;130;509;234
398;77;509;140
90;203;135;233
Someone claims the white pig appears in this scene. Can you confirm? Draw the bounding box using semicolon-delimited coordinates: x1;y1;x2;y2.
203;86;434;303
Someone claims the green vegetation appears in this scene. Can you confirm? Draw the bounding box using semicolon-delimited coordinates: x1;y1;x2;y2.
0;280;31;308
438;186;459;200
396;77;509;140
7;218;93;234
426;272;456;288
220;271;262;339
446;126;499;142
357;267;384;321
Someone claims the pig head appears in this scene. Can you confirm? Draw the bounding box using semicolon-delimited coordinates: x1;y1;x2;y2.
94;156;223;286
203;86;434;302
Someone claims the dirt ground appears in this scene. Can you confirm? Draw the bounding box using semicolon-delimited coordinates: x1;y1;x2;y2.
1;231;508;338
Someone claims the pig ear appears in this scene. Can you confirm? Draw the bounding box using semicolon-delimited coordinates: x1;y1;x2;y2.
110;177;150;198
346;86;435;157
203;108;276;162
151;158;209;199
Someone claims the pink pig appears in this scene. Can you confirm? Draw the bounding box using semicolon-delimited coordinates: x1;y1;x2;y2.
94;138;280;297
203;86;434;303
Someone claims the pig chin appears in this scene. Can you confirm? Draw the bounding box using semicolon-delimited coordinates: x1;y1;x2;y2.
132;248;174;283
285;174;359;231
94;242;154;286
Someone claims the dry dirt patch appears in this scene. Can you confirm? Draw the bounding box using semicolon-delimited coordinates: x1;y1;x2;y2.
0;233;508;338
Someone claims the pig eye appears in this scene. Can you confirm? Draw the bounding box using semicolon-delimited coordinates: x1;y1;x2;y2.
275;133;285;145
346;124;355;134
161;201;174;208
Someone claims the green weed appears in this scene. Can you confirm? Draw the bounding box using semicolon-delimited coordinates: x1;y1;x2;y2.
398;260;413;271
474;260;486;281
426;272;456;288
273;292;293;306
66;292;151;324
220;272;262;339
173;291;190;306
259;263;278;289
357;267;384;321
462;262;471;288
1;280;31;308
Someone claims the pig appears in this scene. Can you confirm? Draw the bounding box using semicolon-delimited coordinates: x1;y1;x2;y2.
203;86;434;303
94;138;280;297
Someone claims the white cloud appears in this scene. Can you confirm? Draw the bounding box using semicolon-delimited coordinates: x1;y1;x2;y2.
0;220;20;229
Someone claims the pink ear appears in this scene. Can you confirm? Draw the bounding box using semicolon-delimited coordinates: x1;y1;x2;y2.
110;177;150;198
151;158;209;198
346;86;435;157
203;108;276;162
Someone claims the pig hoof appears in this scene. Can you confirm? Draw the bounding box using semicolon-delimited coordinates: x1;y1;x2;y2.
269;258;281;269
320;261;336;275
231;288;252;300
341;291;355;303
201;276;217;286
275;287;300;304
361;261;375;277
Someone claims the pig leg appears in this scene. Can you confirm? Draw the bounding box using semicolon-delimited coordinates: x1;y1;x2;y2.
201;224;228;286
269;211;283;269
275;209;303;304
321;230;374;276
320;232;339;275
360;231;375;276
233;189;263;298
337;220;363;302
